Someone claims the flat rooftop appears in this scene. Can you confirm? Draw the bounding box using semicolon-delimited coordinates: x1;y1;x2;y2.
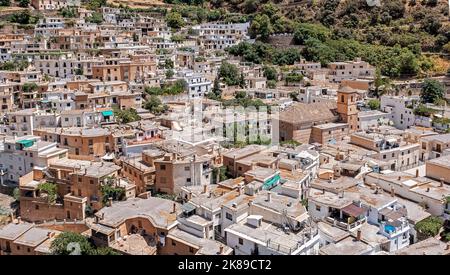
252;191;307;221
95;197;180;229
0;223;34;241
320;236;373;255
427;155;450;168
313;123;348;130
168;228;232;255
396;238;449;255
14;227;56;248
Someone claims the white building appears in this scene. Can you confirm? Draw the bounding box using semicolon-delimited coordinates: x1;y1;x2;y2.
380;95;418;130
357;110;392;131
0;135;67;183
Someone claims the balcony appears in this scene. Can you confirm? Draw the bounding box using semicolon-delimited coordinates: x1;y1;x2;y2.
379;221;409;238
325;216;367;231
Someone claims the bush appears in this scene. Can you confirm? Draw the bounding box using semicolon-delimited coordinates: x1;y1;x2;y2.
38;182;58;204
293;23;331;45
367;99;380;110
415;216;444;240
420;79;445;104
413;104;436;117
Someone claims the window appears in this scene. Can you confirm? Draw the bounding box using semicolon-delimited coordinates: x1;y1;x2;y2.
238;238;243;245
226;212;232;221
184;166;190;171
160;164;166;170
315;205;321;211
35;205;39;210
172;240;176;246
189;247;194;253
186;178;191;183
383;155;386;159
90;180;94;184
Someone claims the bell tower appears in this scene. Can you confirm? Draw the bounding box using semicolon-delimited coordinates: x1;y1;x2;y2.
337;85;359;132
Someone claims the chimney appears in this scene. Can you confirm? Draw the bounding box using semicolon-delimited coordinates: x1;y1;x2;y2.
238;187;242;196
203;185;207;193
415;169;419;178
188;192;192;200
328;175;333;183
322;188;325;194
101;213;105;220
108;197;113;206
219;245;224;254
440;178;444;187
426;187;430;192
356;229;362;241
17;217;21;224
172;202;176;213
390;187;395;197
267;192;272;202
398;176;401;181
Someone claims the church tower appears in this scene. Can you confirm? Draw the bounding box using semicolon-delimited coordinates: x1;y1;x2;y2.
337;85;359;132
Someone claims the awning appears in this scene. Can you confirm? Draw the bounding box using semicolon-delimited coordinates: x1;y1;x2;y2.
342;204;366;218
17;139;35;148
263;174;281;189
182;202;196;213
101;110;113;116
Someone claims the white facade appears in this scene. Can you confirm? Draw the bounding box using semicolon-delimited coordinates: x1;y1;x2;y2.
380;96;417;130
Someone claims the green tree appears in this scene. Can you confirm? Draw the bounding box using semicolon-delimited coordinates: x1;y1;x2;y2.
164;59;174;69
367;99;380;110
18;0;29;7
38;182;58;204
166;11;185;29
420;79;445;104
145;95;167;115
263;66;277;81
210;76;222;98
293;23;330;45
0;0;10;6
249;14;273;41
113;107;140;124
50;232;93;255
243;0;258;14
22;83;38;93
165;69;174;79
86;12;103;24
212;166;228;184
421;15;442;35
267;80;276;89
100;183;125;205
219;61;240;86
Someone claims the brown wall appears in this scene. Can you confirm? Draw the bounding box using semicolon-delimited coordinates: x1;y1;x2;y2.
426;162;450;184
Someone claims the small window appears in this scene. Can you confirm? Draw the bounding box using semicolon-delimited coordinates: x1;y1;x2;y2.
160;164;166;170
184;166;190;171
172;240;176;246
226;212;232;221
315;205;321;211
189;247;194;253
238;238;243;245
